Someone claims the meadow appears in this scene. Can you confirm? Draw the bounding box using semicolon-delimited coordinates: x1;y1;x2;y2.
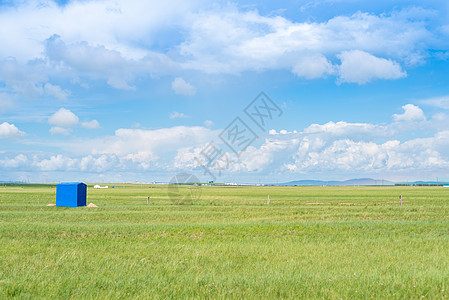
1;184;448;299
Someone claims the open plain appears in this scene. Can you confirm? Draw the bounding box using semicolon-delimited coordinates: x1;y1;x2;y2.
1;184;448;298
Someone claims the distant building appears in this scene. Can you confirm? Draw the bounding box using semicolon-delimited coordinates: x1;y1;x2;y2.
94;185;109;189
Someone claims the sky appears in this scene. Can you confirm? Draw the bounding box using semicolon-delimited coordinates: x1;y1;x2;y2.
1;0;449;183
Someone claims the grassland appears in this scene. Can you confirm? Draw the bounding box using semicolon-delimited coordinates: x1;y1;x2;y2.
1;184;449;299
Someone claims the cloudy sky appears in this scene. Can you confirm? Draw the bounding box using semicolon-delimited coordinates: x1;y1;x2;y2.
1;0;449;183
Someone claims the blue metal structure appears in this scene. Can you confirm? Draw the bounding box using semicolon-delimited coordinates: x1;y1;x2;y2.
56;182;87;207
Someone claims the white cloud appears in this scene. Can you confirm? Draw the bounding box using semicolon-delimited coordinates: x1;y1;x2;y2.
89;126;218;157
229;126;449;176
0;57;46;97
44;83;71;100
4;116;449;180
123;151;155;170
33;154;119;172
180;8;434;77
49;126;71;135
337;50;407;84
236;138;298;172
292;140;383;171
10;125;219;173
170;111;189;119
0;3;442;90
43;34;180;90
293;136;449;172
173;146;204;169
393;104;426;122
0;0;200;61
305;121;381;135
0;122;26;138
48;108;79;127
81;120;101;129
45;35;139;90
0;154;27;168
170;116;449;176
292;54;335;79
171;77;196;96
35;154;77;171
80;155;120;172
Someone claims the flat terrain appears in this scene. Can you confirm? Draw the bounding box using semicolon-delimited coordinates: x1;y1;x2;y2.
1;184;449;299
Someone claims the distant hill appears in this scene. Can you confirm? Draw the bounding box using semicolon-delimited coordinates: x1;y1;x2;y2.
278;178;393;186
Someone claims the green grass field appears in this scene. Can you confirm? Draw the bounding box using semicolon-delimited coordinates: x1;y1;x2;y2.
1;184;449;299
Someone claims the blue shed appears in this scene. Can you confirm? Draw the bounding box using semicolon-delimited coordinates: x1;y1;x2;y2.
56;182;87;207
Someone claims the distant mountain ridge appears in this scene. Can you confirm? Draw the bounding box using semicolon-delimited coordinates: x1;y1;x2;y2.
278;178;393;186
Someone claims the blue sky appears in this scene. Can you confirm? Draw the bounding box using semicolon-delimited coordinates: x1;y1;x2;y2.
1;0;449;183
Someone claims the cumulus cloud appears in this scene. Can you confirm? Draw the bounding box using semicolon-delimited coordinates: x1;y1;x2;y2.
35;154;77;171
169;114;449;176
0;0;198;61
0;122;26;138
0;58;71;99
0;154;27;168
81;120;100;129
180;8;434;78
171;77;196;96
3;125;218;173
292;54;335;79
79;155;119;172
123;151;155;170
44;34;179;90
87;126;218;157
45;35;138;90
0;3;443;90
33;154;120;172
227;126;449;176
337;50;407;84
4;115;449;180
393;104;426;122
48;108;79;127
292;133;449;173
295;139;396;171
0;152;150;173
170;111;189;119
236;138;299;172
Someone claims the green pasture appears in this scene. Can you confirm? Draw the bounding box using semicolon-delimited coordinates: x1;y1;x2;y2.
1;184;448;299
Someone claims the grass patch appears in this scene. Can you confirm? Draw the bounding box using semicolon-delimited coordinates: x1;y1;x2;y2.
1;185;448;298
